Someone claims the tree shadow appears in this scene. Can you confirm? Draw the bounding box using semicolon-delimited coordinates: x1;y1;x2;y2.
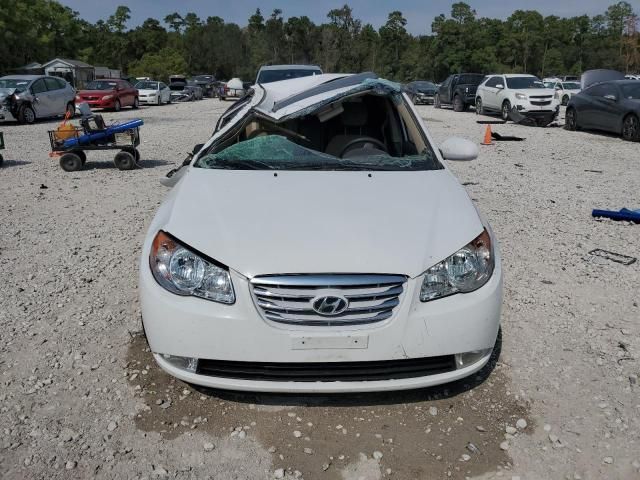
191;329;503;408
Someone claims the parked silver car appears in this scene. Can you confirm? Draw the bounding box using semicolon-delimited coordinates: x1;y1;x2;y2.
0;75;76;124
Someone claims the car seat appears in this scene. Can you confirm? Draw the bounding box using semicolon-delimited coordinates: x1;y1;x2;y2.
325;101;382;157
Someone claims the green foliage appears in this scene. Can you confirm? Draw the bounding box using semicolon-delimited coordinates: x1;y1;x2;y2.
0;1;638;83
128;48;187;81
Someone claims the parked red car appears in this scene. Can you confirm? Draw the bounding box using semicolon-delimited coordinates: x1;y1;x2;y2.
76;79;139;111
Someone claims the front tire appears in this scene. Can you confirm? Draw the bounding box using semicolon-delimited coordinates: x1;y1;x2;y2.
434;95;441;109
453;94;464;112
114;150;136;170
113;100;121;112
565;107;579;131
501;100;512;121
18;105;36;124
65;103;75;118
59;152;83;172
561;95;569;106
132;97;139;109
475;97;484;115
622;114;640;142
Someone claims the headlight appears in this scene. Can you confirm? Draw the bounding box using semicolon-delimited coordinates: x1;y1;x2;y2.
149;231;235;304
420;229;494;302
515;93;527;100
103;95;114;100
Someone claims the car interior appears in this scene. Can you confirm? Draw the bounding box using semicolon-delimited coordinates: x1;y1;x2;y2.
213;92;428;160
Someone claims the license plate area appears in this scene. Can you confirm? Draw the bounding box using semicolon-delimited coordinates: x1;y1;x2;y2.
291;335;369;350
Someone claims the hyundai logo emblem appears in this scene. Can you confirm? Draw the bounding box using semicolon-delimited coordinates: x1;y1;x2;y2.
311;295;349;316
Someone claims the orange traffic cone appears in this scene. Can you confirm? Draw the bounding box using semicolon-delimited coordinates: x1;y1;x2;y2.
481;125;493;145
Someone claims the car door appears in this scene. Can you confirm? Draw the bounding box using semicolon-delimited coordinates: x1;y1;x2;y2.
482;76;501;110
438;76;451;104
588;83;622;132
30;78;53;117
159;83;170;103
44;77;66;116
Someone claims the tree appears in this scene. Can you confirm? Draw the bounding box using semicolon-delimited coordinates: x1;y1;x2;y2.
128;47;187;81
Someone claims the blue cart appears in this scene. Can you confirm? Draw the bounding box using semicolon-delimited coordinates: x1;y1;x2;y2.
49;116;143;172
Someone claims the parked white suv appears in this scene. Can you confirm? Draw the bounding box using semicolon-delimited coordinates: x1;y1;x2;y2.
140;73;503;393
476;74;560;123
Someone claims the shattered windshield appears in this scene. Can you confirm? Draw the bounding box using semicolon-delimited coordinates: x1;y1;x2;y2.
506;77;545;89
0;79;30;92
196;135;440;172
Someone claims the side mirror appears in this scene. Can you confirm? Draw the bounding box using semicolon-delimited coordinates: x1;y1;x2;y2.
192;143;204;155
160;164;187;187
440;137;479;161
496;84;504;89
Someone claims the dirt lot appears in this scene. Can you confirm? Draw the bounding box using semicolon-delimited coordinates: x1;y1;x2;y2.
0;99;638;480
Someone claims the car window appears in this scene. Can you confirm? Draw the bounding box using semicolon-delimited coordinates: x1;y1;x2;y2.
505;77;544;89
44;77;62;91
136;81;159;89
484;77;500;88
620;83;640;99
86;80;118;90
441;76;452;88
31;79;47;94
586;84;617;98
159;83;167;89
563;82;580;90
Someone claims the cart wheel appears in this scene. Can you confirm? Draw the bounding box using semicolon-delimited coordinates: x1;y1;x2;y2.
122;147;140;163
59;152;83;172
114;150;136;170
73;150;87;164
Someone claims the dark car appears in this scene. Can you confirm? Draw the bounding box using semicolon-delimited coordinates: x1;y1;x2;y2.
435;73;485;112
566;70;640;142
403;81;437;105
191;75;216;97
76;79;139;111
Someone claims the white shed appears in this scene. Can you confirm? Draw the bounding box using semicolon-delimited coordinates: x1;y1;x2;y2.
42;58;94;89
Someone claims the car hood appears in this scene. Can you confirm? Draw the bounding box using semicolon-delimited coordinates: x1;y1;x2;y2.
520;88;554;96
161;168;484;279
0;88;16;102
78;90;114;96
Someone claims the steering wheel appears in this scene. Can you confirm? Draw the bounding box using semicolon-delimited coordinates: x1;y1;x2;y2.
338;137;388;158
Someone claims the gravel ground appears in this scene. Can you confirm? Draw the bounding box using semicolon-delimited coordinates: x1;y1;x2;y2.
0;98;638;480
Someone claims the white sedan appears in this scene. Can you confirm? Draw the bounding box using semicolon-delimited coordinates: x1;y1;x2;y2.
139;73;503;393
134;80;171;105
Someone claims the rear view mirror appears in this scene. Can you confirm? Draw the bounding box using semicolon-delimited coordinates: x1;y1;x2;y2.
440;137;479;161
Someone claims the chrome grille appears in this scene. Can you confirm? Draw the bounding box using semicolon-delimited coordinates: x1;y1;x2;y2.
250;274;406;326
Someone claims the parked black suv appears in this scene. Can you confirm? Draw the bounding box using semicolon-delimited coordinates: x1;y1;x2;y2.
435;73;485;112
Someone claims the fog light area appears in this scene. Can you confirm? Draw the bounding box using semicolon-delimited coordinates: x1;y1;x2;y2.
161;354;198;373
455;349;492;369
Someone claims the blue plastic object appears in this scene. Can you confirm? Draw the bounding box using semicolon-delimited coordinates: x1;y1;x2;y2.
62;119;144;148
592;208;640;223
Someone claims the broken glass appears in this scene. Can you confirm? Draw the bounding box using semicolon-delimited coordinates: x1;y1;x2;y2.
197;135;440;171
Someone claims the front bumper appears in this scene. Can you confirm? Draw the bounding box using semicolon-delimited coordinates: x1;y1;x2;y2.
140;251;502;393
514;102;559;118
139;95;159;104
0;106;17;122
414;94;435;104
78;98;115;109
